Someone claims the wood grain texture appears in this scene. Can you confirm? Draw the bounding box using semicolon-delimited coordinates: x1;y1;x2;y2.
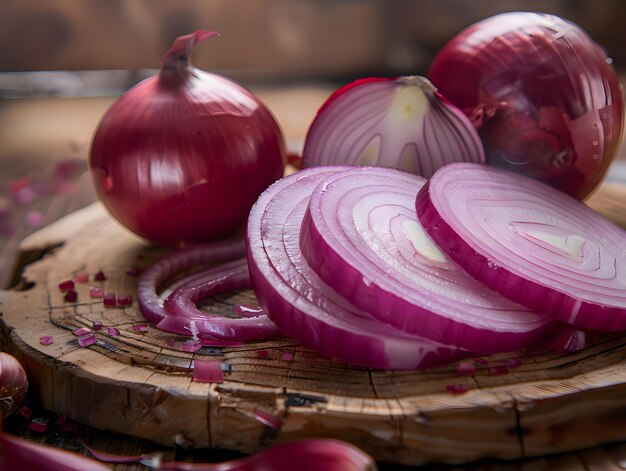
1;181;626;467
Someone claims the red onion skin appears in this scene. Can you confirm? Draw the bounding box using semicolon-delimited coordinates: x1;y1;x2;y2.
0;432;110;471
0;353;28;418
428;12;624;199
90;31;286;247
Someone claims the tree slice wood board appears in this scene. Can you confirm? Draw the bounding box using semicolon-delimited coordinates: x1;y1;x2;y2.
1;180;626;467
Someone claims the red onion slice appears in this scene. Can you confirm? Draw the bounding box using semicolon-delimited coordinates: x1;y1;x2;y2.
416;162;626;330
157;259;279;341
138;238;246;325
301;167;553;352
247;166;466;370
302;76;484;177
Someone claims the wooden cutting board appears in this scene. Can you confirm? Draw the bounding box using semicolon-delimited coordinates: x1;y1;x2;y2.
1;182;626;467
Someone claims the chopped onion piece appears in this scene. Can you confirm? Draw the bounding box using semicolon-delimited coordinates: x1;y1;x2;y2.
254;409;283;430
19;405;32;419
103;293;116;307
58;280;74;292
72;327;92;336
78;334;97;347
183;339;202;352
92;320;103;331
117;294;132;306
303;76;484;177
94;271;106;281
106;327;120;336
89;287;104;298
28;418;48;433
446;384;470;394
132;323;148;332
39;336;54;346
416;163;626;330
73;272;89;283
64;290;78;303
192;359;224;383
247;166;466;369
301;167;553;352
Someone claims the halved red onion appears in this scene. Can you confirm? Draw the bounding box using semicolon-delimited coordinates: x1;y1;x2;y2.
157;259;279;341
247;166;467;370
416;163;626;330
301;167;553;352
302;76;484;177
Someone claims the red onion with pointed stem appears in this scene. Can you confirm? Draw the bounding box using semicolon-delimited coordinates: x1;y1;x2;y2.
90;31;286;246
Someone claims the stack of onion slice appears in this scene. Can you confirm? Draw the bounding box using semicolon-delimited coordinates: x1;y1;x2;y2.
140;162;625;370
247;167;466;369
247;166;556;368
416;162;626;331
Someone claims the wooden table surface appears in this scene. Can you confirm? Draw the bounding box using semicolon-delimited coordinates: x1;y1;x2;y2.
1;85;626;470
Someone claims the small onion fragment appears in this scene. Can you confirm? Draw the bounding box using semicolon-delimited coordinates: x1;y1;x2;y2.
192;359;224;383
416;163;626;330
103;293;116;307
247;166;466;369
64;290;78;303
302;76;484;177
301;167;552;352
39;336;54;346
78;334;97;347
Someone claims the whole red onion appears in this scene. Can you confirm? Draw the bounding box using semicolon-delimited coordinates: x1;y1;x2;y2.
428;12;624;199
90;31;286;246
0;352;28;418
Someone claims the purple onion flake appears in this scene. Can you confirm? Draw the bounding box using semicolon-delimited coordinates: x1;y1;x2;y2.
39;335;54;346
78;334;97;347
107;327;120;336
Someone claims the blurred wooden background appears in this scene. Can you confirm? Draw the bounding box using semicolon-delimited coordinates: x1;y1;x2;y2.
1;1;626;469
1;0;626;79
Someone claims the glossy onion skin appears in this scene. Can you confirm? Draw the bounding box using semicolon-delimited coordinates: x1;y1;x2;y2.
90;34;285;247
428;12;624;199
